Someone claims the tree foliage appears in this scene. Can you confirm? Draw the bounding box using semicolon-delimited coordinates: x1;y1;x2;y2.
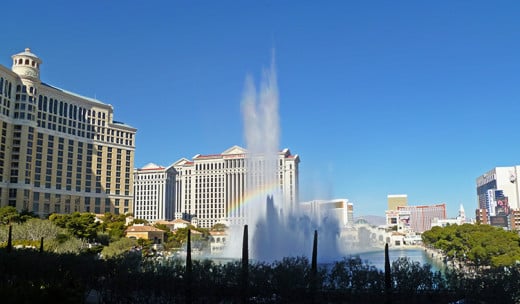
211;223;228;232
99;212;128;242
101;237;138;258
49;212;99;241
170;226;210;250
422;223;520;267
0;206;21;225
0;219;62;243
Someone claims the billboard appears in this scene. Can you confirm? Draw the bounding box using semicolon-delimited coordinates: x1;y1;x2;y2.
486;189;496;216
399;213;411;228
490;215;509;228
496;197;510;216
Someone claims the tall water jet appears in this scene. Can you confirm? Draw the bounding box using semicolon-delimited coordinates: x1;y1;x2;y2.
225;54;343;262
241;55;281;229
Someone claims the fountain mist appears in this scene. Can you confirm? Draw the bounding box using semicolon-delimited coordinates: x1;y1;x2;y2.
224;55;344;262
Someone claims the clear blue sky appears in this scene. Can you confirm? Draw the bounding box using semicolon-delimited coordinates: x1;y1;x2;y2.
2;1;519;218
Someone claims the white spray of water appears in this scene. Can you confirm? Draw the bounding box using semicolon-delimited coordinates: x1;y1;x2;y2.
224;54;343;262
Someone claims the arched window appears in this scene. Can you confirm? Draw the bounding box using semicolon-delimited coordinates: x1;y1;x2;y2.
18;59;23;64
31;61;35;67
25;59;29;65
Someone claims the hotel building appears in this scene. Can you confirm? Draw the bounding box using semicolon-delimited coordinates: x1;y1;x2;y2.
476;166;520;228
0;48;136;215
133;163;175;222
397;203;447;233
387;194;408;211
173;145;300;229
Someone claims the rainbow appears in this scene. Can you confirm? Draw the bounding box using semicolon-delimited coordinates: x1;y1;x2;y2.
227;181;281;218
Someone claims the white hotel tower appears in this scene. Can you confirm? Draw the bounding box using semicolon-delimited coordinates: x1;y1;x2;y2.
133;163;176;222
173;146;300;229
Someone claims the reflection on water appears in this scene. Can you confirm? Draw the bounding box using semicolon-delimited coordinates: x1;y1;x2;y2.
354;248;445;272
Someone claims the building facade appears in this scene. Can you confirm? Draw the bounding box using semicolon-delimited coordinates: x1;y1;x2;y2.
133;163;175;222
387;194;408;211
431;204;466;228
173;145;300;228
0;48;136;216
476;166;520;227
397;203;447;233
385;209;411;232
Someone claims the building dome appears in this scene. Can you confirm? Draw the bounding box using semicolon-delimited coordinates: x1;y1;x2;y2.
11;48;42;81
13;48;40;59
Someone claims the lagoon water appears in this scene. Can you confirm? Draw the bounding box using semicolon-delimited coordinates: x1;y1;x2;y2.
354;248;445;272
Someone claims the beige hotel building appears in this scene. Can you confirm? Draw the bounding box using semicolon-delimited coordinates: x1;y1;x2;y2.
0;48;136;216
173;145;300;229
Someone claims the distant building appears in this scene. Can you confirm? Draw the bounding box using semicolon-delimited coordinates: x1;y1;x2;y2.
172;146;300;229
0;48;136;215
388;194;408;211
397;203;447;233
431;204;466;228
155;218;191;231
133;163;176;222
510;210;520;231
125;224;165;244
476;166;520;217
475;208;489;225
476;166;520;226
300;198;353;227
209;231;227;255
385;209;411;232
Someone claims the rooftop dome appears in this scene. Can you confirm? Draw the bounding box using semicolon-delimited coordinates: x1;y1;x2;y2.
11;47;43;80
13;48;40;59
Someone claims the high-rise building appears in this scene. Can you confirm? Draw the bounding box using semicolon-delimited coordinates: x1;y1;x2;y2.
397;203;446;233
476;166;520;226
388;194;407;210
173;145;300;228
0;48;136;215
133;163;176;222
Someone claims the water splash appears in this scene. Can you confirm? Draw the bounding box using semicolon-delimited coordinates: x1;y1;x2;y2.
224;54;343;262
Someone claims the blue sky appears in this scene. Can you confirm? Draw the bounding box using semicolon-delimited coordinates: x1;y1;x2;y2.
2;1;520;217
